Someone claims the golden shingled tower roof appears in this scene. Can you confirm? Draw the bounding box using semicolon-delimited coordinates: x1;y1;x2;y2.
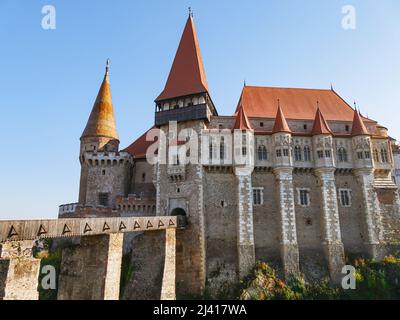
81;61;119;140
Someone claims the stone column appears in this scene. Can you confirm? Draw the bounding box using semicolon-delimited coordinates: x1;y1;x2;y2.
0;241;40;300
315;168;345;284
234;168;256;278
354;169;385;259
160;228;176;300
58;233;123;300
273;168;300;279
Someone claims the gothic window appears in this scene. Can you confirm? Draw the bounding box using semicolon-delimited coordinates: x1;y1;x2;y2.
98;193;109;207
364;150;371;159
304;146;312;161
373;149;380;162
381;148;389;163
283;148;289;157
220;138;225;160
357;151;364;160
337;147;348;162
317;150;324;159
209;142;214;161
339;189;352;207
298;189;310;206
276;149;282;157
258;145;268;161
294;146;302;161
252;188;264;206
325;150;331;158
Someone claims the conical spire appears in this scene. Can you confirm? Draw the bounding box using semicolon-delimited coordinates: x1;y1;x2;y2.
273;102;291;134
156;15;209;102
351;108;369;136
233;104;252;130
81;60;119;140
311;107;332;135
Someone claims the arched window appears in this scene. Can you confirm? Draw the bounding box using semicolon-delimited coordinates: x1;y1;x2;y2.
303;146;312;161
294;146;302;161
258;145;268;161
381;148;389;163
373;149;380;162
337;147;348;162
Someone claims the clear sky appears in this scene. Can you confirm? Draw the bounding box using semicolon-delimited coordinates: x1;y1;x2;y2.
1;0;399;219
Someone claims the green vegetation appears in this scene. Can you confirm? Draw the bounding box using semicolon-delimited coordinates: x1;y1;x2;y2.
239;256;400;300
119;250;134;299
35;240;62;300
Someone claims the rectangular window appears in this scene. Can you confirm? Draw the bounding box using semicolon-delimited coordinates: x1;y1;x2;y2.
283;149;289;157
325;150;331;158
98;193;109;207
357;151;363;160
253;188;264;206
276;149;282;157
298;189;310;206
317;150;324;159
364;151;371;159
339;189;352;207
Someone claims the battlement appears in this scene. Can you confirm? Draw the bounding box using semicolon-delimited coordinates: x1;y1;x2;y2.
116;194;156;214
58;204;119;218
59;203;78;215
82;151;133;166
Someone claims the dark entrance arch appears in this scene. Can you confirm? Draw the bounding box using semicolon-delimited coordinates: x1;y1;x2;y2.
170;207;187;217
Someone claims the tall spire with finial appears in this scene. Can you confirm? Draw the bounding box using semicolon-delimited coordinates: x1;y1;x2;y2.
81;59;119;140
156;11;209;102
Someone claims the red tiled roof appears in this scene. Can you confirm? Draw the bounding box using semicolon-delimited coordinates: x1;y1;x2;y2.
351;109;370;136
235;86;375;122
311;108;332;135
123;127;156;159
156;16;209;102
273;105;291;133
233;105;252;130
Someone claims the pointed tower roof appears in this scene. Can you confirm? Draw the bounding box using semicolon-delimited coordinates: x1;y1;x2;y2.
311;107;332;135
351;109;370;136
81;60;119;140
155;15;209;102
273;103;291;134
233;104;252;130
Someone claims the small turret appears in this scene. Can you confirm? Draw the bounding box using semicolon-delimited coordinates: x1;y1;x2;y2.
272;103;292;168
80;60;119;159
351;108;373;169
312;107;335;168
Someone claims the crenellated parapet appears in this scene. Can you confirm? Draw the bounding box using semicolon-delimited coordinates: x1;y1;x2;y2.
82;151;133;167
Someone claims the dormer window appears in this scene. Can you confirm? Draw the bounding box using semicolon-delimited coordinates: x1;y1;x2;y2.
303;124;308;130
345;125;350;132
260;122;264;127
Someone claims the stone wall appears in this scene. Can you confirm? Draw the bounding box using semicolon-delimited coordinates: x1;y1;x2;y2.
58;234;123;300
0;241;40;300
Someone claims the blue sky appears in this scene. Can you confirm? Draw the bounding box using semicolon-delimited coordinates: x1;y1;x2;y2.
1;0;399;219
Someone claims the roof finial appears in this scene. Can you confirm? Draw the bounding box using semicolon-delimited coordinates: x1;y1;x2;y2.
106;58;111;75
243;79;246;87
317;100;319;109
277;98;280;107
188;7;193;17
354;100;357;111
330;83;334;91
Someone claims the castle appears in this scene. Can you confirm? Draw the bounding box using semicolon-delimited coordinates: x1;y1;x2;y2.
60;14;400;297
